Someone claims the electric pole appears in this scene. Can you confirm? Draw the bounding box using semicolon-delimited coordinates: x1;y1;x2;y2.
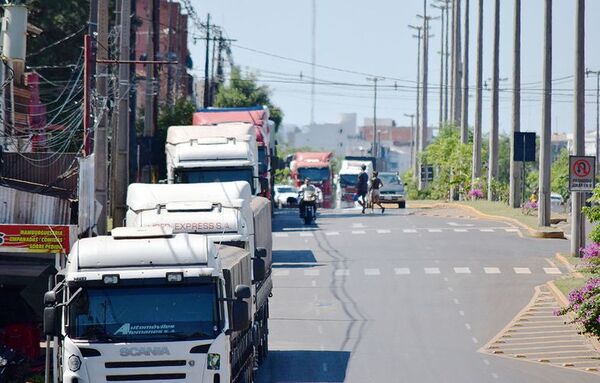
460;0;469;143
418;1;436;178
367;77;384;161
443;1;450;122
572;0;586;256
452;0;462;125
94;0;109;234
203;13;210;108
488;0;500;201
432;2;447;128
111;0;131;228
472;0;483;183
509;0;522;208
311;0;316;124
539;0;552;226
409;25;423;181
449;0;456;122
166;0;174;107
405;113;416;170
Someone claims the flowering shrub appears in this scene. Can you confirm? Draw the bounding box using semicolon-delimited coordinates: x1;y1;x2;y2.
579;242;600;274
521;200;538;215
468;188;484;199
557;278;600;338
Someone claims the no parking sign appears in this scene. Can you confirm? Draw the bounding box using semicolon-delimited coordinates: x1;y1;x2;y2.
569;156;596;192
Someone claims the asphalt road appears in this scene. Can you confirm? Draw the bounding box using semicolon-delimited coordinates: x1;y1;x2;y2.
256;206;599;383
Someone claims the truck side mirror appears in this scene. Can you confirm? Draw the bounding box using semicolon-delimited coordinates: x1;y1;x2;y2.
43;307;58;336
234;284;251;300
231;300;250;332
253;258;266;283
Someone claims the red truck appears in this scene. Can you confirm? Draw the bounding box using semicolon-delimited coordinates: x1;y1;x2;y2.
193;106;275;199
290;152;334;208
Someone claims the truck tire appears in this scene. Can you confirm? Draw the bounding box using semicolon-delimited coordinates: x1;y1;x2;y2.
399;201;406;209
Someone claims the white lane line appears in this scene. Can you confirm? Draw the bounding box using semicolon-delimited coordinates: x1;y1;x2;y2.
274;270;290;277
403;229;418;233
424;267;441;274
453;298;460;305
364;268;381;276
491;373;499;379
454;229;469;233
505;228;520;232
459;310;465;316
483;359;490;366
377;229;391;234
311;280;317;287
514;267;532;274
325;231;340;236
352;223;365;228
443;277;449;282
317;326;323;334
472;337;479;344
479;229;494;233
273;233;289;238
484;267;501;274
352;230;366;235
465;323;472;330
454;267;471;274
448;287;455;292
335;269;350;277
543;267;562;275
428;229;443;233
304;269;320;276
300;232;314;237
394;268;411;275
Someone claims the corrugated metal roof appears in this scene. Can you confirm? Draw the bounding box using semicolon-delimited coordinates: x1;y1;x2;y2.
0;185;70;224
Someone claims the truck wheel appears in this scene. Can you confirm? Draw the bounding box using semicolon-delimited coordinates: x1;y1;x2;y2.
399;201;406;209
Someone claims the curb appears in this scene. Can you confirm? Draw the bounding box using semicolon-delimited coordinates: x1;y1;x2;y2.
555;252;584;278
547;279;600;353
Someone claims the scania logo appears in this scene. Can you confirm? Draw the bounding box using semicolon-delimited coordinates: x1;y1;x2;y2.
119;347;171;357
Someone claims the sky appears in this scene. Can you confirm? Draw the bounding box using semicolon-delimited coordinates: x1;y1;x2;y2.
188;0;600;136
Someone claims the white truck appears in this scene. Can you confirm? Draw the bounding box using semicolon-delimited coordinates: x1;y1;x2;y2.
165;123;262;195
125;181;272;365
335;158;374;208
43;227;258;383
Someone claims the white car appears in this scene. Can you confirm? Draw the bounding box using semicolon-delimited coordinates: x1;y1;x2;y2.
274;185;299;208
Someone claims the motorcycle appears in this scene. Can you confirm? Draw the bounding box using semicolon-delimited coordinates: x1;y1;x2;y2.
299;189;318;225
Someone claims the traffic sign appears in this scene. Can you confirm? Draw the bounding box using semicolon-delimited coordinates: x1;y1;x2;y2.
513;132;536;162
420;165;434;182
569;156;596;192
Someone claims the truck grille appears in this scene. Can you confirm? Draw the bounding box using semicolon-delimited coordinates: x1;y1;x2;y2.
106;361;187;368
106;373;186;381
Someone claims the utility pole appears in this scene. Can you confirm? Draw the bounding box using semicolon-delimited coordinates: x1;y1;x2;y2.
452;0;462;125
449;0;456;122
409;25;423;181
405;113;416;170
432;2;447;128
111;0;131;228
142;0;157;183
472;0;483;183
367;77;383;161
572;0;586;256
203;13;210;108
488;0;500;201
166;0;174;107
460;0;469;143
310;0;316;124
586;69;600;170
443;1;450;122
509;0;522;208
539;0;552;226
418;1;436;169
94;0;109;235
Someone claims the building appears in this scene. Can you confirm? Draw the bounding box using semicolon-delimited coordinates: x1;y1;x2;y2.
289;113;358;156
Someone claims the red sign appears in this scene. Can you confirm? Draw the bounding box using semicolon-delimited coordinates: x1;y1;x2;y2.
0;224;73;254
572;159;592;177
569;156;596;192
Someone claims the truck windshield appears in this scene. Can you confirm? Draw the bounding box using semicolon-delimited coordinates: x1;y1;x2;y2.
258;147;268;174
69;284;219;342
175;167;255;193
339;174;358;187
380;174;401;185
298;167;330;182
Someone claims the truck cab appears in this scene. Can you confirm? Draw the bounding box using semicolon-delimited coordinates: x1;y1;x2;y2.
43;228;255;383
336;158;374;208
290;152;333;208
165;123;260;194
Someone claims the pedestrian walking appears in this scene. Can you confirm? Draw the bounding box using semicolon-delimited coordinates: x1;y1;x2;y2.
370;171;385;214
356;164;369;214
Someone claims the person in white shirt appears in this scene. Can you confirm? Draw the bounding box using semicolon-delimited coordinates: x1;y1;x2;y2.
298;178;321;217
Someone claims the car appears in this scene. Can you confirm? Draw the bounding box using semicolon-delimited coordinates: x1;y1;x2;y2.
550;192;564;205
377;172;406;208
274;184;299;208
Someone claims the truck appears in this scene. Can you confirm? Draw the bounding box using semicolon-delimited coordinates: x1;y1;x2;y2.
43;227;259;382
192;107;275;200
335;156;375;209
125;181;272;366
165;122;263;195
289;152;334;208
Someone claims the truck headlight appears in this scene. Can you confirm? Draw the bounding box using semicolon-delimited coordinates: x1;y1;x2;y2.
68;355;81;372
0;357;7;367
207;353;220;370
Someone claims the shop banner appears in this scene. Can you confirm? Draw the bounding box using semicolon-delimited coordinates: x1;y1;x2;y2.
0;224;74;254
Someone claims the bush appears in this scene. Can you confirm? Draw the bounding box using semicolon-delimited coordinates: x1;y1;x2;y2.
468;188;483;199
557;278;600;338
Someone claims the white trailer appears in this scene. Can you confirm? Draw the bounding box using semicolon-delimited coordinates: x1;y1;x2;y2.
125;181;272;365
43;227;258;383
165;123;261;194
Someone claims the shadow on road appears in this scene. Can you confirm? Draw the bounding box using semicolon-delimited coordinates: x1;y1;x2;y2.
273;250;317;264
256;350;350;383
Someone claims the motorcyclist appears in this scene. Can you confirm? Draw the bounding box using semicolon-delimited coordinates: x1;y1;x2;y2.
299;178;321;217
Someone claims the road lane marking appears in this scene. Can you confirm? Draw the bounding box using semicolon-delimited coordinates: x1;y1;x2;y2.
299;232;314;237
453;298;460;305
454;229;469;233
352;223;365;228
311;280;317;287
505;228;520;232
364;268;381;276
480;229;495;232
543;267;562;275
424;267;441;274
403;229;418;233
352;230;366;235
484;267;501;274
394;268;411;275
304;269;320;276
428;229;443;233
448;287;455;292
465;323;472;330
273;233;289;238
472;337;479;344
514;267;532;274
325;231;339;236
274;270;290;277
454;267;471;274
377;229;391;234
491;373;499;379
459;310;465;316
335;269;350;276
483;359;490;366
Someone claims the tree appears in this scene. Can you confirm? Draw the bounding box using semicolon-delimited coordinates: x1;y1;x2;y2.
214;66;284;130
551;148;569;200
155;99;195;179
